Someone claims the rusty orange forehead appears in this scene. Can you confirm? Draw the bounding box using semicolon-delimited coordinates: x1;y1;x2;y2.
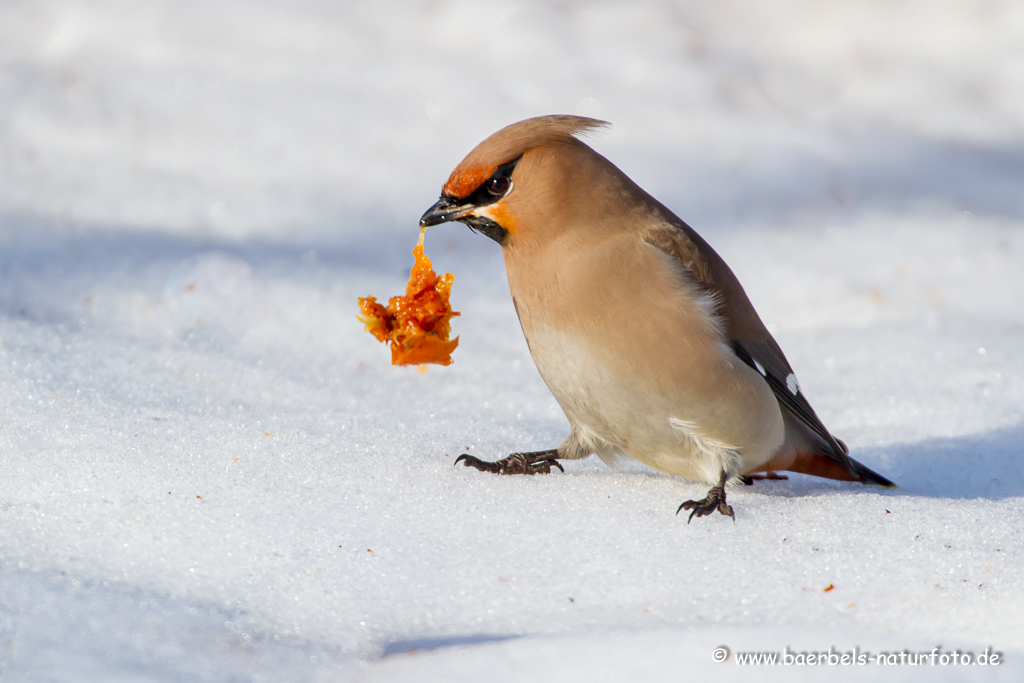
442;164;494;199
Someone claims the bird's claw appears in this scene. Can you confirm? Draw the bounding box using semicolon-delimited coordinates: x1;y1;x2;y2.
738;471;789;486
454;452;564;475
677;485;734;523
747;471;789;481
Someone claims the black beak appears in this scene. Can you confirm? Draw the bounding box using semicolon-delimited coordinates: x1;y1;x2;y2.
419;196;474;227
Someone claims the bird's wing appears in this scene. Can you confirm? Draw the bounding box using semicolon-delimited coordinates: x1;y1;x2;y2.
642;219;859;478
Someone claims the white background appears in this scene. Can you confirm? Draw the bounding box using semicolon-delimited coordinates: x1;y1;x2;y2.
1;1;1022;680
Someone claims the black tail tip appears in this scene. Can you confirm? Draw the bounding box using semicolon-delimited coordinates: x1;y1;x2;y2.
858;464;897;488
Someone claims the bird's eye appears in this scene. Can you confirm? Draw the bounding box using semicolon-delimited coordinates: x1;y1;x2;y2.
487;176;510;196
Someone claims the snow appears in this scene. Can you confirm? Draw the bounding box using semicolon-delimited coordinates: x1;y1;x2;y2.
2;0;1023;680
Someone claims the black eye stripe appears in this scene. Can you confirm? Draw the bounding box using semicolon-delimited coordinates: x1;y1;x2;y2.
487;176;510;196
432;156;520;244
451;156;520;208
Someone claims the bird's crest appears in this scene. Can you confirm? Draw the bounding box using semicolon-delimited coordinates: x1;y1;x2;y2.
442;115;608;199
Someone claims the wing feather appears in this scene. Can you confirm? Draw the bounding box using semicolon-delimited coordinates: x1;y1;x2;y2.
642;219;858;477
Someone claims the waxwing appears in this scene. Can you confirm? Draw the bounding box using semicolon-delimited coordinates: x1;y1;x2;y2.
420;115;894;521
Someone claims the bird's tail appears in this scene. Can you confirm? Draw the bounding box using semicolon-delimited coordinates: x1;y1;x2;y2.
836;437;896;487
755;442;897;487
848;456;897;487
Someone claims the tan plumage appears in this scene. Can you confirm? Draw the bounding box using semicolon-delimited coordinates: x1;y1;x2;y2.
420;115;894;520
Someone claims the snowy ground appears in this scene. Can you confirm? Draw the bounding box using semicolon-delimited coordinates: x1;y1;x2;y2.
2;0;1023;680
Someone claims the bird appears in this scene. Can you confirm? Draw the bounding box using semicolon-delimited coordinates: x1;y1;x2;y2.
419;114;894;521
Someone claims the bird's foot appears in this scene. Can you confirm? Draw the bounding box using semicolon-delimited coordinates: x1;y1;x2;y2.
677;473;735;523
454;449;563;475
747;471;789;481
739;471;789;485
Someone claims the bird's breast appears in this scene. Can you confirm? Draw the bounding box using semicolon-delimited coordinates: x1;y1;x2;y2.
503;230;784;472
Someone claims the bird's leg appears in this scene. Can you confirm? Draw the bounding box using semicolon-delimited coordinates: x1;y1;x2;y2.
738;471;790;485
677;471;735;522
454;449;563;475
747;471;789;481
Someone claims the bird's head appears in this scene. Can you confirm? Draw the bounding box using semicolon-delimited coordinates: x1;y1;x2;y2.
419;115;609;246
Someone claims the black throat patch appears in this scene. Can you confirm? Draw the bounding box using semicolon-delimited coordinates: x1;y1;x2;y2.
460;215;507;244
